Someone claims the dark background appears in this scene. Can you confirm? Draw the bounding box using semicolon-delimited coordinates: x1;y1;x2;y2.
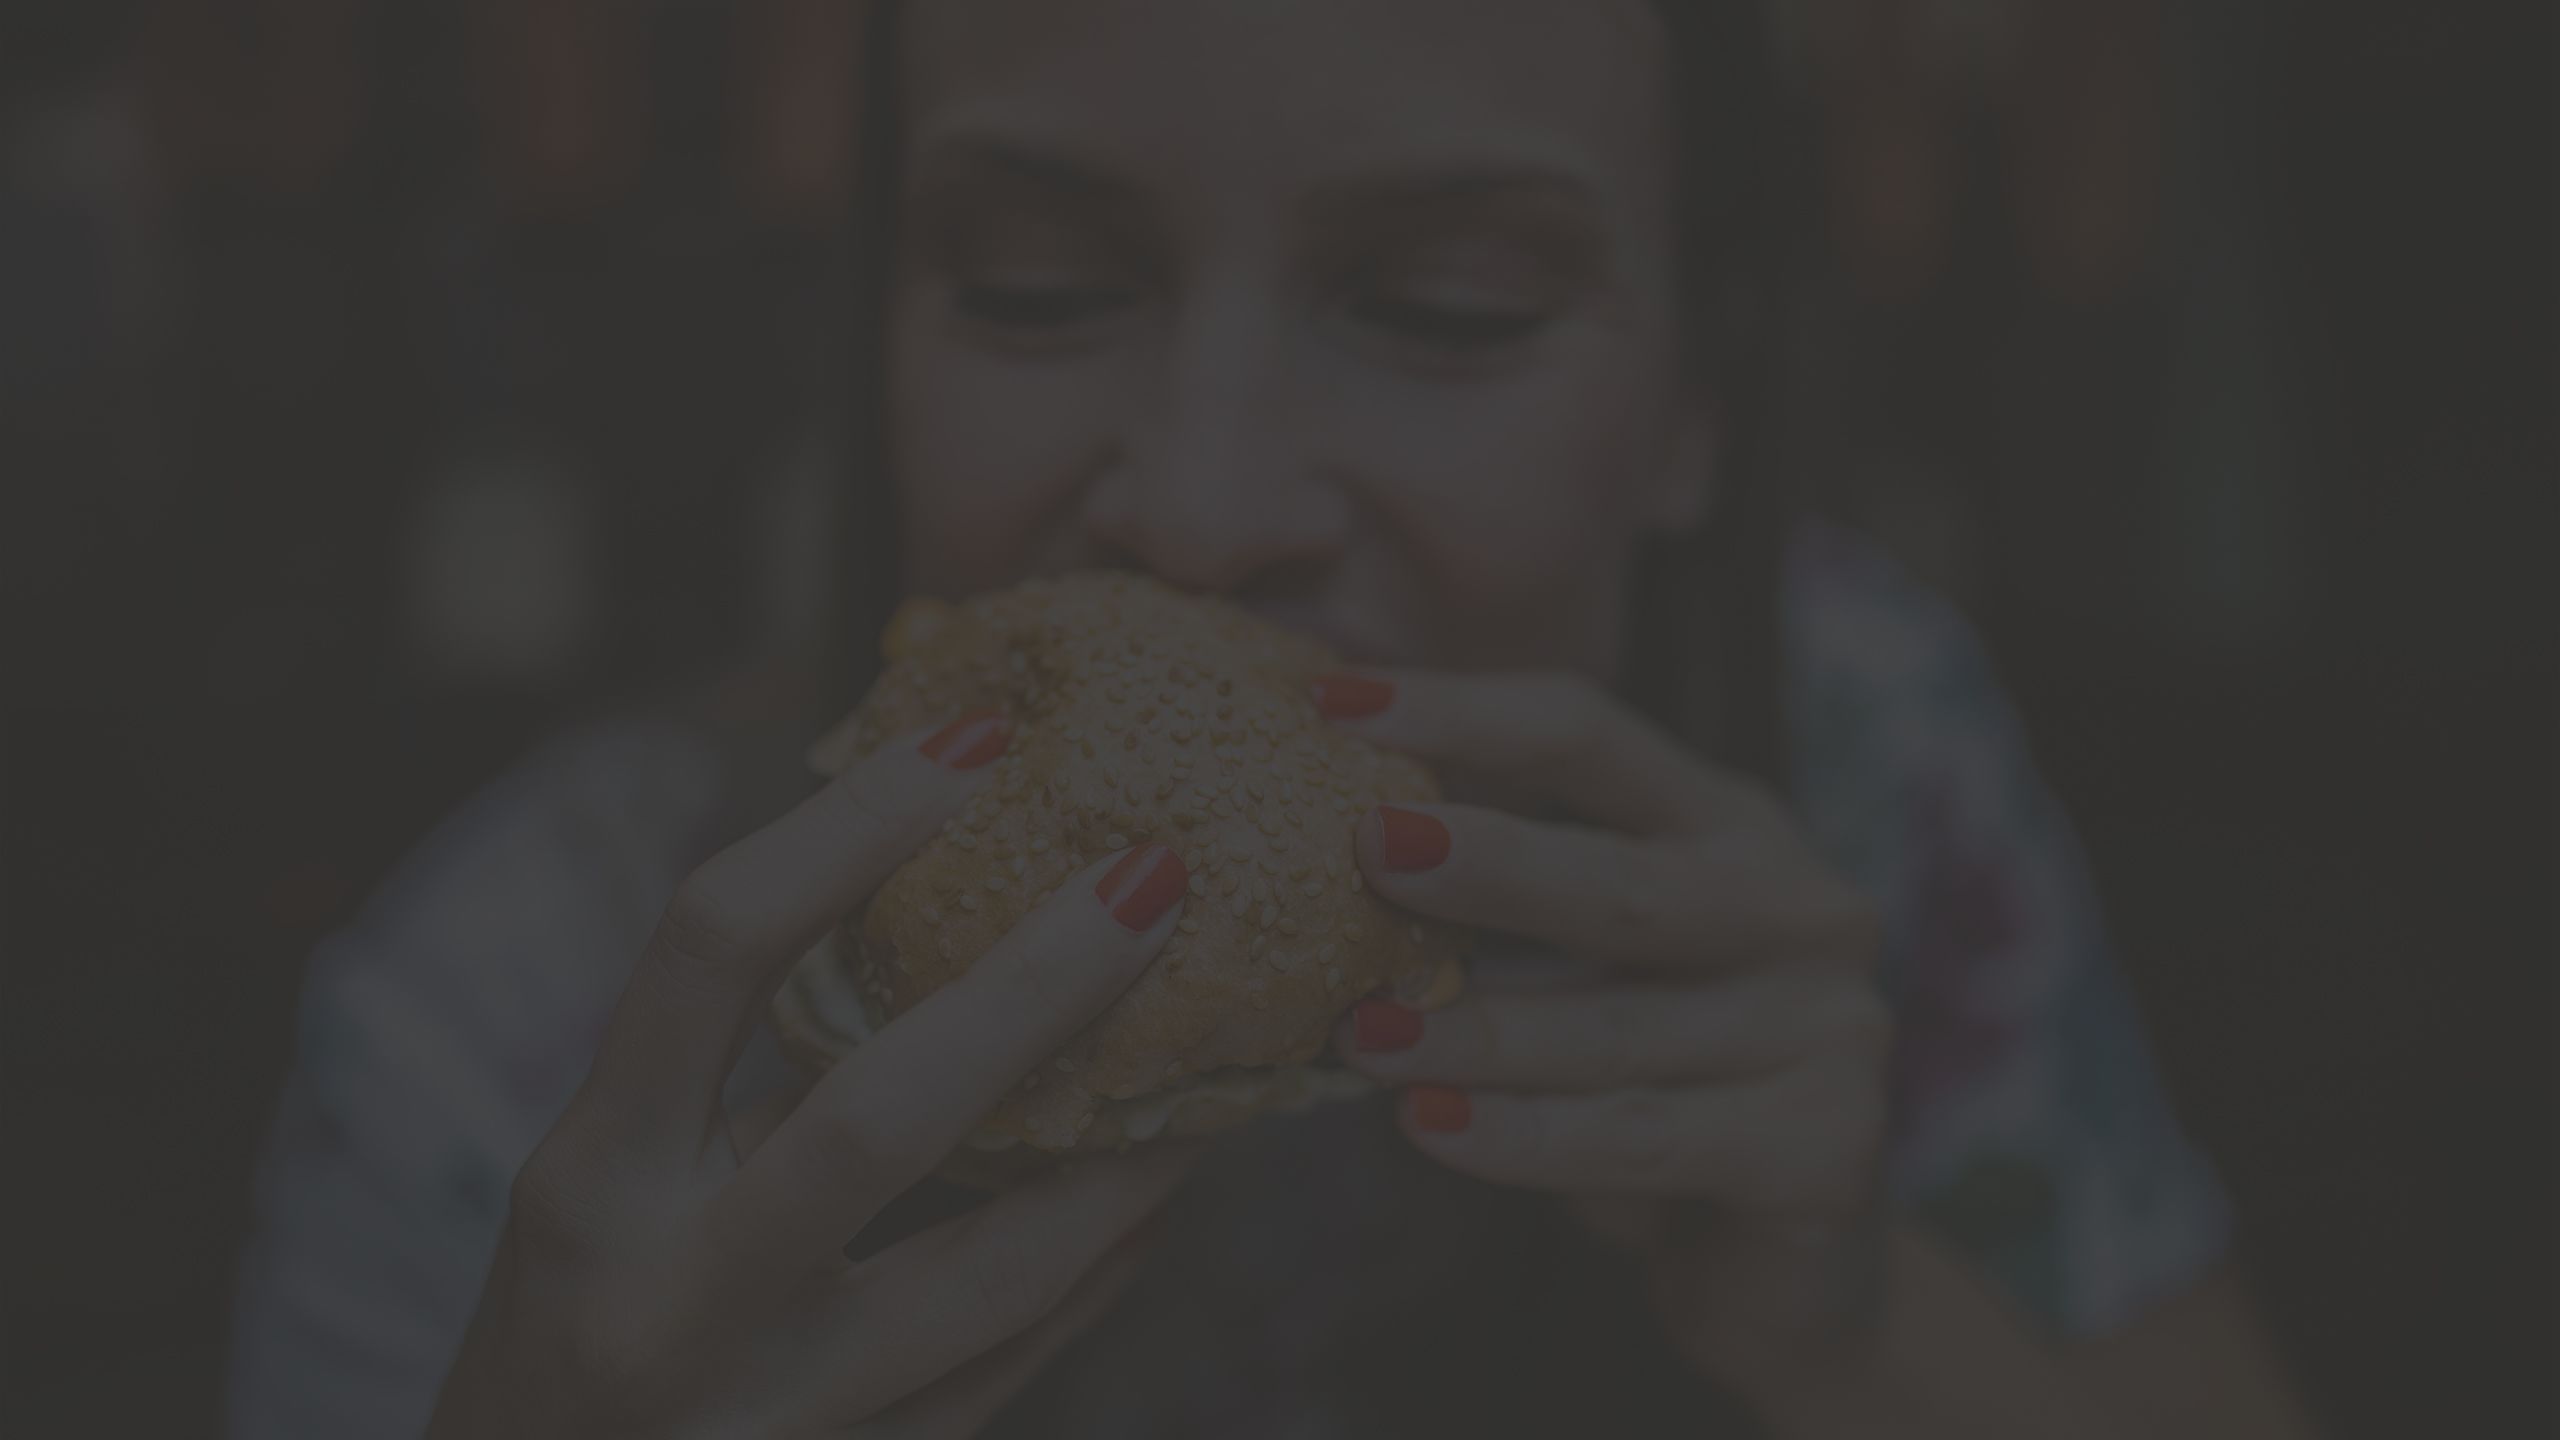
2;1;2550;1434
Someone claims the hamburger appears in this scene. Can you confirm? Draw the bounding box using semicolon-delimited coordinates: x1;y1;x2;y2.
775;572;1467;1183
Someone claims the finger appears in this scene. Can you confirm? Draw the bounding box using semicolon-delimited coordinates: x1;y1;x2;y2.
1355;801;1878;971
817;1146;1193;1420
1392;1066;1882;1208
846;1228;1151;1438
1334;970;1868;1091
1312;668;1738;834
727;1077;815;1162
709;844;1188;1280
580;712;1014;1146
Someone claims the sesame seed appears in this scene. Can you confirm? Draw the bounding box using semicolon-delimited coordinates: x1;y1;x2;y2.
1270;834;1290;852
1105;832;1127;849
1325;966;1343;989
1250;935;1268;959
1056;1056;1079;1073
1188;875;1208;897
1350;872;1363;892
1229;890;1253;917
960;893;981;912
1279;917;1300;936
1301;879;1325;898
1178;916;1201;934
1011;856;1028;876
938;939;955;959
955;833;978;850
1260;903;1279;927
922;905;942;923
1104;716;1127;733
1183;848;1204;869
986;873;1008;891
1344;924;1363;942
1031;836;1051;853
1410;923;1425;943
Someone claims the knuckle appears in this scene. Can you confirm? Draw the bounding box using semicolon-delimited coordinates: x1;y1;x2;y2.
1826;985;1896;1062
1600;848;1684;954
830;759;926;853
650;880;759;993
1822;890;1886;963
958;1235;1071;1339
507;1141;612;1251
1590;995;1657;1090
1606;1091;1684;1184
787;1097;918;1191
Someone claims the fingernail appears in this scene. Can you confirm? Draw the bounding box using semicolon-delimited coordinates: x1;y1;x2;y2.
918;710;1012;769
1373;805;1450;872
1352;998;1424;1053
1095;843;1186;931
1311;673;1394;720
1408;1086;1472;1134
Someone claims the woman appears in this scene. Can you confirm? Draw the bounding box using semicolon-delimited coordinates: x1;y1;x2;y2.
228;2;2315;1434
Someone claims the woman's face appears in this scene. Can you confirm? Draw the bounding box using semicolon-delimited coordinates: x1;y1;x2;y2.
891;0;1709;676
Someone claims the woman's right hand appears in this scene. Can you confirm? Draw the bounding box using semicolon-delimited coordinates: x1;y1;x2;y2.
426;713;1194;1438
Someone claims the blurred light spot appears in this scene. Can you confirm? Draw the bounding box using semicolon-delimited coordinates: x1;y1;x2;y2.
401;457;594;688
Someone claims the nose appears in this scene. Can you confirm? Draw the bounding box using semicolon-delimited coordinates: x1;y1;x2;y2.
1080;293;1345;594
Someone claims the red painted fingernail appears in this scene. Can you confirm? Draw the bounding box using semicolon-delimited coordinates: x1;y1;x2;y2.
1353;998;1424;1053
918;710;1012;769
1409;1086;1472;1133
1095;844;1186;931
1311;673;1395;720
1373;805;1450;872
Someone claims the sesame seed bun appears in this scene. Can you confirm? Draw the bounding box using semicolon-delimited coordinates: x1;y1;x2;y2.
772;571;1466;1180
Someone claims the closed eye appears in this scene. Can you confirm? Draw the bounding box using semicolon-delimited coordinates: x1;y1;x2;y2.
953;280;1141;332
1347;292;1553;350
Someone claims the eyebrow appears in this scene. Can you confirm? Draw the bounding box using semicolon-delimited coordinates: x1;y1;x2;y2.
906;127;1609;227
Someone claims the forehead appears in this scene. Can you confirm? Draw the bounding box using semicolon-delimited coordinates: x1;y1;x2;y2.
899;0;1673;205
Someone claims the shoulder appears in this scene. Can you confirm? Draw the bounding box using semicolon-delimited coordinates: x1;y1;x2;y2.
1779;524;2029;895
286;714;732;1174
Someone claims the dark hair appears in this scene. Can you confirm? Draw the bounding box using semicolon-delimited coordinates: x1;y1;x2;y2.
830;0;1797;792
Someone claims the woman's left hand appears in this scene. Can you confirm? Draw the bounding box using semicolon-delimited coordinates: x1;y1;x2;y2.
1314;668;1895;1391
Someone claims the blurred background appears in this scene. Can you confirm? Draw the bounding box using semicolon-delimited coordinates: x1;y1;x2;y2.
1;1;2548;1434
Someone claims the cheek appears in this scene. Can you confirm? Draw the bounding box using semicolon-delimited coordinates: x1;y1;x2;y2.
1338;344;1673;663
889;305;1125;595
